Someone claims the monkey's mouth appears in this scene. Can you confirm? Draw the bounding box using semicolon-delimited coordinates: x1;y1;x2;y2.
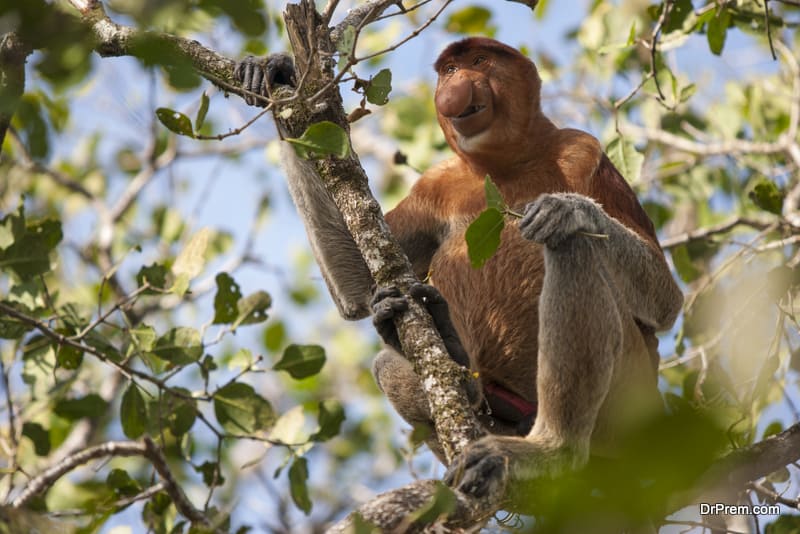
456;104;486;118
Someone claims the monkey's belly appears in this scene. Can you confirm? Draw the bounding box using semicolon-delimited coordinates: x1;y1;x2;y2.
430;225;544;402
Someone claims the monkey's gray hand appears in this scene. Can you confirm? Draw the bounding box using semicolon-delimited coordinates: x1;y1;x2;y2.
371;283;470;369
234;53;296;106
519;193;609;249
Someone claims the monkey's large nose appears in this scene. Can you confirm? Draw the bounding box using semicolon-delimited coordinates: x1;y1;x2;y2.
436;75;473;118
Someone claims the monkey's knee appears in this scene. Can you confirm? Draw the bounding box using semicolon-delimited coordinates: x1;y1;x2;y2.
372;349;432;425
373;349;450;462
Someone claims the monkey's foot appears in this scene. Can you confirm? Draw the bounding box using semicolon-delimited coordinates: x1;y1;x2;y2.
444;436;511;499
445;435;579;505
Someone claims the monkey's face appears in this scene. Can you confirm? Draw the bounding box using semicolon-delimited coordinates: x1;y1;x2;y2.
433;40;542;162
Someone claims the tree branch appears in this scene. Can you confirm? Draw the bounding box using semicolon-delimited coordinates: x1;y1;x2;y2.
10;437;212;529
659;215;782;249
670;422;800;512
270;1;496;530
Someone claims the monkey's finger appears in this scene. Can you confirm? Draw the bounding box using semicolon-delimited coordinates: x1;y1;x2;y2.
370;286;403;308
371;296;408;323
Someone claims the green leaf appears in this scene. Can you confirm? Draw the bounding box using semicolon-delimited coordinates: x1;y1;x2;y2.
273;344;326;379
53;394;108;421
767;515;800;533
407;481;457;525
626;21;637;45
749;179;784;215
762;420;784;439
107;468;142;497
56;343;83;370
606;136;644;184
288;457;312;515
213;272;243;324
465;208;504;268
200;0;267;37
194;461;225;487
679;83;697;103
172;228;212;283
129;325;157;353
155;107;194;137
286;121;350;160
268;406;307;445
213;382;275;434
336;26;356;71
310;400;345;442
136;263;168;293
671;244;702;283
707;8;731;56
121;384;148;439
233;290;272;329
195;91;210;130
483;175;505;211
22;422;51;456
151;327;203;365
350;513;380;534
662;0;693;33
445;6;494;34
365;69;392;106
164;388;198;436
263;321;286;352
0;207;63;281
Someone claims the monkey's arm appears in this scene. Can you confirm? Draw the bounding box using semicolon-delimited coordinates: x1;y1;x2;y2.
519;192;683;330
236;55;374;320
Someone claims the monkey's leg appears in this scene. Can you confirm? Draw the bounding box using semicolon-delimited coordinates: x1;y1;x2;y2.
445;236;622;503
372;348;448;463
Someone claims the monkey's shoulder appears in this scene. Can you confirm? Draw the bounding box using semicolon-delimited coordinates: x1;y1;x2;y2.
550;128;604;193
406;158;487;216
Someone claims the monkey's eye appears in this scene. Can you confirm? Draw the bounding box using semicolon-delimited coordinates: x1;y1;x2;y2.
473;55;487;66
444;64;458;75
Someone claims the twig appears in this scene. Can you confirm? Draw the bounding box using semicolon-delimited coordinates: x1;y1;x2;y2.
46;482;167;517
649;0;673;100
142;436;213;528
109;143;177;223
195;105;273;141
660;215;778;249
0;302;176;393
10;437;213;530
321;0;340;25
353;0;454;63
11;440;148;508
749;480;800;508
7;129;96;200
0;354;18;501
765;0;778;60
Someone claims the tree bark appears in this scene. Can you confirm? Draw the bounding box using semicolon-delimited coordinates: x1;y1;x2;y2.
0;32;31;150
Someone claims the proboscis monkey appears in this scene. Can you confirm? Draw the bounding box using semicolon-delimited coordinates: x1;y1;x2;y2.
235;36;683;502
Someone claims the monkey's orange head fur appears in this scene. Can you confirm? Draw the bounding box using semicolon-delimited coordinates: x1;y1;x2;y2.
433;38;547;174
